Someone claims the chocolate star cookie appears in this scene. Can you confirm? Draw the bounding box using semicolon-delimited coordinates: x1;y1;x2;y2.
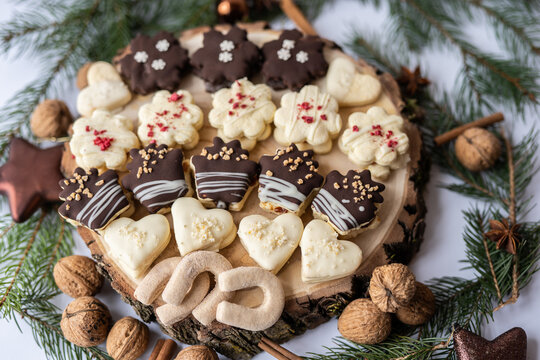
190;26;261;92
311;169;384;237
122;143;191;214
116;31;189;95
190;137;259;211
261;29;328;90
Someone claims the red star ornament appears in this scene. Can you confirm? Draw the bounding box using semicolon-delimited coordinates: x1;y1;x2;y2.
0;137;64;222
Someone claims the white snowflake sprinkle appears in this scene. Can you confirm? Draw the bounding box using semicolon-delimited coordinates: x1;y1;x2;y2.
220;40;235;52
151;59;166;70
219;52;233;63
134;51;148;63
282;39;295;50
277;48;291;61
155;39;170;52
296;51;309;63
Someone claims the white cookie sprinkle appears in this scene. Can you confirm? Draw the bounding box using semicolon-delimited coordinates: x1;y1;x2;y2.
359;206;365;212
155;39;170;52
296;51;309;63
219;51;233;63
282;39;295;49
134;51;148;63
220;40;235;52
277;48;291;61
151;59;166;70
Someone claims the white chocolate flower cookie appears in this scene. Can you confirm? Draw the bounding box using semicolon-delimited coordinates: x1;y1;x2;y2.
339;107;409;180
273;85;341;154
209;78;276;150
137;90;203;149
70;109;140;171
300;219;363;284
76;61;132;117
326;57;381;107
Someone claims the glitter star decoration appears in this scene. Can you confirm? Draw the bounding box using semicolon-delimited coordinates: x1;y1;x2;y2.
485;218;521;254
453;325;527;360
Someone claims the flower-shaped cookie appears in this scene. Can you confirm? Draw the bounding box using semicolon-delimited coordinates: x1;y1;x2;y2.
70;110;140;171
273;85;341;154
191;26;261;92
261;29;328;90
137;90;203;149
209;78;276;150
116;31;189;95
339;107;409;179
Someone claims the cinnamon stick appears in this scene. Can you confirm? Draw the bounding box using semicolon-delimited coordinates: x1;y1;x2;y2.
434;112;504;146
258;337;303;360
148;339;176;360
280;0;318;36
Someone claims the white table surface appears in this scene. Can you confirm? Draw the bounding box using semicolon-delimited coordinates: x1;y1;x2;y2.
1;1;539;359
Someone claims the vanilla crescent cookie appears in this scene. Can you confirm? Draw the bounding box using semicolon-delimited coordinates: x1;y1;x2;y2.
101;214;170;279
273;85;341;154
76;61;132;117
70;110;139;171
137;90;203;149
209;78;276;150
300;219;363;283
339;107;410;179
326;57;381;107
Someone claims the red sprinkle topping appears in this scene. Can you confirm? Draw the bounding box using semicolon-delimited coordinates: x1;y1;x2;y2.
149;139;156;144
85;125;91;132
370;129;383;136
93;129;106;136
320;114;327;121
386;130;394;139
387;139;398;148
352;125;359;132
317;105;322;110
156;122;169;132
236;92;246;100
372;124;382;130
228;98;234;104
228;111;234;116
302;115;314;124
93;136;114;151
156;110;169;116
298;102;313;111
147;124;155;138
168;93;183;102
232;102;240;109
250;96;255;101
240;104;247;109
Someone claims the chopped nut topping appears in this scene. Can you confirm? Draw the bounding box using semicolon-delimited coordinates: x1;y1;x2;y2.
266;170;273;176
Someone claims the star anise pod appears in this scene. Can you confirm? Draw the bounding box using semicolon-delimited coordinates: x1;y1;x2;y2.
397;66;431;96
485;218;521;254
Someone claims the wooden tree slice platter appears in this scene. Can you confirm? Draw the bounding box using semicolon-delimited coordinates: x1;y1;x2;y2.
78;23;427;360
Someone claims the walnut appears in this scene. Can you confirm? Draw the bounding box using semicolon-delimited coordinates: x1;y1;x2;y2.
369;263;416;313
337;298;391;344
455;127;501;172
30;99;73;138
77;62;93;89
53;255;103;298
106;316;149;360
175;345;219;360
60;296;111;347
396;282;436;325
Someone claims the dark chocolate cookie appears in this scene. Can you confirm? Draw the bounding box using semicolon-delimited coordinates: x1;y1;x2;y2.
122;143;190;213
116;31;189;95
191;137;259;210
59;167;130;230
311;169;384;234
261;29;328;90
258;143;324;214
190;26;261;92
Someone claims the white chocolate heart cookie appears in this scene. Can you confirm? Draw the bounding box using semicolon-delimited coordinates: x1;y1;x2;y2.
171;197;236;256
137;90;203;149
238;213;303;273
209;78;276;150
101;214;171;279
326;57;381;106
273;85;341;154
300;220;362;283
76;61;132;117
339;106;410;180
70;109;140;171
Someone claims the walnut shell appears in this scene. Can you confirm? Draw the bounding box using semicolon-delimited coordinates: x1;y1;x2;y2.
455;127;501;172
369;263;416;313
54;255;103;298
396;282;436;325
61;296;111;347
175;345;219;360
338;298;391;344
77;62;93;89
106;316;149;360
30;99;73;138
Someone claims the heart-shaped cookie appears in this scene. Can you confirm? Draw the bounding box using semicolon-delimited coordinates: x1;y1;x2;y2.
238;213;303;273
171;197;236;256
102;214;170;279
300;219;363;283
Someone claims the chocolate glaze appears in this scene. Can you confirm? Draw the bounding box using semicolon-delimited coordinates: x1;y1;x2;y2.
191;137;258;209
122;143;189;213
190;26;261;92
311;169;384;232
59;167;129;230
0;138;63;223
116;31;189;95
261;29;328;90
